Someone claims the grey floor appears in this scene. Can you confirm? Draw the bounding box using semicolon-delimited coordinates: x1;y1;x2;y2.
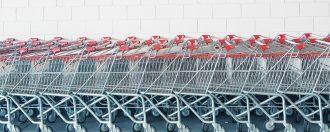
2;112;324;132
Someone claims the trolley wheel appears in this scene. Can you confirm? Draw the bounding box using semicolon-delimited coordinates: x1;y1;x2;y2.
270;107;278;115
66;124;75;132
181;108;190;117
3;124;9;132
78;111;87;123
151;109;160;117
47;110;57;123
10;112;17;122
166;123;176;132
304;120;310;132
3;124;21;132
202;123;211;132
286;108;294;116
38;126;53;132
264;120;275;131
236;123;242;132
0;108;6;116
124;108;132;117
18;112;27;123
99;124;109;132
81;125;88;132
132;123;143;132
111;111;117;123
255;109;263;116
94;108;103;117
215;109;220;117
294;111;301;123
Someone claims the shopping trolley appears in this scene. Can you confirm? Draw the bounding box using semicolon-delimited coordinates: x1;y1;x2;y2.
276;34;330;132
205;34;263;132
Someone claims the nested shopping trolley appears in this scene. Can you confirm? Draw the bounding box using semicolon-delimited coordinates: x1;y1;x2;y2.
0;34;329;132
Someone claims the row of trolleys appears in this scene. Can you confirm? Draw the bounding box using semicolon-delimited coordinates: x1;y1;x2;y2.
0;33;329;132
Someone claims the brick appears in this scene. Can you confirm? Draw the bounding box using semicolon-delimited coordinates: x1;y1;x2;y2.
184;5;212;18
141;20;169;33
271;3;299;17
0;23;3;35
227;0;254;3
300;3;329;16
198;19;226;32
285;0;313;2
30;0;56;7
196;0;226;4
242;4;270;17
17;8;44;21
227;18;255;32
2;0;28;7
157;5;183;18
256;18;284;32
285;17;313;32
315;17;330;32
100;6;127;20
85;21;113;34
169;0;196;4
0;8;16;21
57;0;84;6
170;19;197;33
213;4;241;18
141;0;168;5
31;21;57;35
58;21;86;35
4;22;30;35
255;0;284;3
85;0;113;6
72;7;99;20
113;20;140;33
128;6;155;19
113;0;140;5
44;7;71;20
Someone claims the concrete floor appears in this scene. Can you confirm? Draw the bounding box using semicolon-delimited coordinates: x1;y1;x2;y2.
2;111;324;132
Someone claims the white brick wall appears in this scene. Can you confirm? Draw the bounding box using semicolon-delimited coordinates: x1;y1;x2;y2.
0;0;329;39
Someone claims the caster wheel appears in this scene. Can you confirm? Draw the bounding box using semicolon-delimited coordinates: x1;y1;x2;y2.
66;108;74;116
236;123;242;132
78;111;87;123
304;120;310;132
18;112;27;123
215;109;220;117
151;109;160;117
132;123;142;132
270;107;278;115
294;112;301;123
202;123;211;132
10;112;17;122
111;111;117;123
264;120;275;131
166;123;176;132
181;108;190;117
94;108;103;117
99;124;109;132
47;111;57;123
255;109;263;116
3;124;21;132
81;125;87;132
66;124;75;132
3;124;9;132
286;108;293;116
38;126;53;132
124;108;132;117
115;126;121;132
